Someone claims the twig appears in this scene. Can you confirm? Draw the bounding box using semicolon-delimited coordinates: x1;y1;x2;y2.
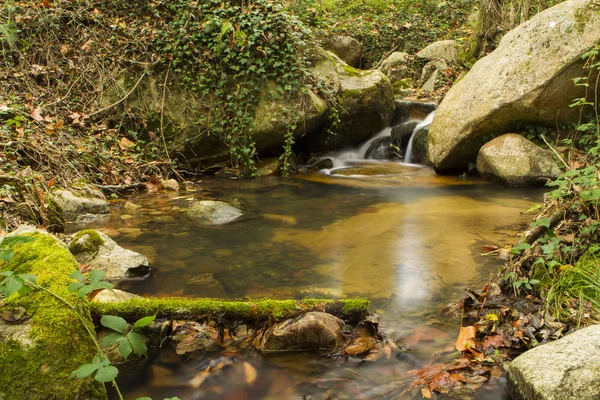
541;134;569;170
86;72;146;118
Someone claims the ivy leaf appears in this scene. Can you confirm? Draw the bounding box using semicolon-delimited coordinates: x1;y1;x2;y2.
0;248;15;261
77;285;95;298
530;218;551;229
133;315;156;332
90;281;113;291
1;236;34;247
94;365;119;383
511;243;531;254
0;271;14;277
101;315;129;334
18;274;36;284
71;363;101;379
128;332;148;357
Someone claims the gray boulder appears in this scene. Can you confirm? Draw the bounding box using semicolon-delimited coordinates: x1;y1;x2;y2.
68;230;151;279
427;0;600;171
306;54;394;151
257;312;346;353
507;324;600;400
50;182;109;223
322;35;362;68
379;52;411;84
91;289;142;303
416;40;460;64
184;200;243;225
476;134;562;187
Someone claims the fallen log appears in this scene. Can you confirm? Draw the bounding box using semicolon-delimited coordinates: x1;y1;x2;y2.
90;297;370;325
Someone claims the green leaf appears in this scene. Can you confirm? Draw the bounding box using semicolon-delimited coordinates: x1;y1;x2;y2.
94;365;119;383
119;337;133;359
511;243;531;254
5;277;23;298
69;270;86;282
133;315;156;332
529;279;540;285
101;315;129;334
68;282;85;292
0;271;14;277
90;281;113;291
71;363;101;379
1;236;34;247
88;270;107;283
0;248;15;261
101;332;125;347
530;218;551;229
77;285;94;298
128;332;148;357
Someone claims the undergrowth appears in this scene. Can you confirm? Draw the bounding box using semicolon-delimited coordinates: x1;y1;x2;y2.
505;44;600;326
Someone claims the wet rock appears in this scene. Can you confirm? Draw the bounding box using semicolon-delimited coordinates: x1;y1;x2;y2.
49;182;109;223
184;273;227;297
256;157;283;177
322;34;362;68
161;179;180;192
391;100;437;125
408;126;429;164
305;157;334;171
476;134;562;187
427;0;600;171
390;121;419;150
257;312;346;353
185;200;243;225
507;324;600;400
91;288;141;303
364;136;395;160
416;40;460;64
332;163;422;176
68;229;151;279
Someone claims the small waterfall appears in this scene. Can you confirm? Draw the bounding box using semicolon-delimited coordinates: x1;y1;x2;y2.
404;111;435;164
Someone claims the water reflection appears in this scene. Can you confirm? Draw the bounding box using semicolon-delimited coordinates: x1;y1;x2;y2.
85;170;542;399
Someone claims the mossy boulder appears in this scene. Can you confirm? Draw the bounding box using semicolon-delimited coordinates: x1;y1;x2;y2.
303;53;395;152
476;134;562;187
427;0;600;172
0;229;107;400
69;230;151;279
49;182;109;223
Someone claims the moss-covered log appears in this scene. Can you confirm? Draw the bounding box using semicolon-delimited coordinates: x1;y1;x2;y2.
0;231;106;400
90;298;370;325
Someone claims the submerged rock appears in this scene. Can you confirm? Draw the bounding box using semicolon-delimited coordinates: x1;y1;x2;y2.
507;324;600;400
257;312;346;353
476;134;562;187
184;273;227;298
49;182;109;223
68;229;151;279
427;0;600;171
185;200;243;225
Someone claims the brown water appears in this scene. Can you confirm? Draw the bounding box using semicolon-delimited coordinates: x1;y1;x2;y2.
84;168;543;400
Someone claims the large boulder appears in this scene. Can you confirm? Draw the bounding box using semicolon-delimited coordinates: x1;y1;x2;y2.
0;229;107;399
256;312;346;353
379;52;411;84
416;40;460;64
49;182;109;223
427;0;600;172
321;35;362;68
507;324;600;400
476;134;562;186
68;229;151;279
304;54;394;151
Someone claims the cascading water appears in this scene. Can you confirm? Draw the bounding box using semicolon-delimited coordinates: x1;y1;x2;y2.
404;111;435;164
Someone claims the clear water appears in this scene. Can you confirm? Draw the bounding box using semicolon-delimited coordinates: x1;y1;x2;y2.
84;169;543;400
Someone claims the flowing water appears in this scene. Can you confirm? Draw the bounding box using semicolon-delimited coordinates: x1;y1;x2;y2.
83;171;543;400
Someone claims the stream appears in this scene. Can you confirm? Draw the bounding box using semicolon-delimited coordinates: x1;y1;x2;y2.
81;169;543;400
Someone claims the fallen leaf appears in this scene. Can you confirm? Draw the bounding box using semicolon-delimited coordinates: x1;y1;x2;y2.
118;137;134;151
403;325;451;347
31;107;44;122
455;326;477;352
482;334;505;350
189;367;210;389
421;387;432;399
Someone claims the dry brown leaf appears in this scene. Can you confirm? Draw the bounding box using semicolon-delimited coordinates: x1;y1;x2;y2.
455;326;477;352
403;325;451;347
482;334;505;350
31;107;44;122
118;137;134;151
421;387;432;399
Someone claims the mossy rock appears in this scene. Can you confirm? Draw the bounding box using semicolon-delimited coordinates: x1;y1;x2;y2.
0;230;107;400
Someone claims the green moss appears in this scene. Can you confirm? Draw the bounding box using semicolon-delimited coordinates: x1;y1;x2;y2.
0;232;107;399
46;196;65;233
68;229;105;257
91;297;369;324
341;64;366;77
